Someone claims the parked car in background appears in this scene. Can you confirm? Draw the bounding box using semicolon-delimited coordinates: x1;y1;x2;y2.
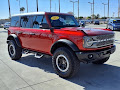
94;20;100;25
87;20;92;24
4;22;10;29
79;20;86;27
107;19;120;30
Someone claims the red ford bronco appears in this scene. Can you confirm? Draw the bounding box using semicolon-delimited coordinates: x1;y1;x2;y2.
7;12;115;78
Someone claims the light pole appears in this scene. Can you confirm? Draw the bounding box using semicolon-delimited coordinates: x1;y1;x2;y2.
55;3;56;12
16;0;21;13
113;12;115;17
118;0;120;17
88;2;93;18
8;0;11;18
93;0;94;22
78;0;79;22
102;3;107;18
26;0;28;13
108;0;109;18
50;0;51;12
36;0;38;12
59;0;60;13
106;0;109;28
70;0;78;16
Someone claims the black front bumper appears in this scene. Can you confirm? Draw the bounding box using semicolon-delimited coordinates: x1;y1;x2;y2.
76;46;116;63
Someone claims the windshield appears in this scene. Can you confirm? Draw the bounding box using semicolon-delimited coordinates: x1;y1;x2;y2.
48;15;79;27
113;20;120;24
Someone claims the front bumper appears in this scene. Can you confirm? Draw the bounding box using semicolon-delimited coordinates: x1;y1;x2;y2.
76;45;116;63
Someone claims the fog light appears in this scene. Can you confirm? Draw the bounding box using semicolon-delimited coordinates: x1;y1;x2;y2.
88;54;93;59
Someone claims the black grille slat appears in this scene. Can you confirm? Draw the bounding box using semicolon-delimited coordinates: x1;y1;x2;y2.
95;34;114;47
96;34;114;40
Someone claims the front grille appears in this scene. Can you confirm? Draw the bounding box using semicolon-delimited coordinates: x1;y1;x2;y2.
96;40;114;47
94;34;114;48
96;34;114;40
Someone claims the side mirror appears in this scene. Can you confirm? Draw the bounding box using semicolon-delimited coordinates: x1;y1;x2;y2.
50;27;54;33
39;23;50;29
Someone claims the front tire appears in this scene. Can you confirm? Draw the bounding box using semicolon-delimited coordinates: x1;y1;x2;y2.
8;40;22;60
52;47;80;78
92;57;110;64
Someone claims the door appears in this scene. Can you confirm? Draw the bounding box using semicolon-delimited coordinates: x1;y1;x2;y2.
19;15;54;54
19;16;33;48
29;15;54;54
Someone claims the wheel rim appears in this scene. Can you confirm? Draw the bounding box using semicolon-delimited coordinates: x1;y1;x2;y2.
56;55;69;72
9;44;15;56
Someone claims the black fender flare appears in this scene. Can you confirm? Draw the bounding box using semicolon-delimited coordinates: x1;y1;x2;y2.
7;34;21;47
50;39;80;54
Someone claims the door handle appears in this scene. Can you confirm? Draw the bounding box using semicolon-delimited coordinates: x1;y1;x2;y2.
29;33;35;35
18;32;22;34
16;31;22;34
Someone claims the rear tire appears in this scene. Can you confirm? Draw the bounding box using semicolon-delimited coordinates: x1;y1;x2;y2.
8;40;22;60
92;57;110;64
52;47;80;78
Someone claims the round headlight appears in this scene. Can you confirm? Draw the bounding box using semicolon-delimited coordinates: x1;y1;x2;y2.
86;37;93;47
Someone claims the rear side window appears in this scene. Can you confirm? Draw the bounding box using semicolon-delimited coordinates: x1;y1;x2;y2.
20;16;32;28
11;16;19;27
42;16;47;23
32;15;43;28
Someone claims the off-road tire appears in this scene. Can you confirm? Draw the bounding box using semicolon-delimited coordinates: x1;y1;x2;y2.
8;40;22;60
52;47;80;78
92;57;110;64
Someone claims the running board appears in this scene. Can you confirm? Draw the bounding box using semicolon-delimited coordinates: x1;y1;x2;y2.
35;53;44;59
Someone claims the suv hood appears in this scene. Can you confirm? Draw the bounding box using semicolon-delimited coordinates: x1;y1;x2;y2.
61;27;113;36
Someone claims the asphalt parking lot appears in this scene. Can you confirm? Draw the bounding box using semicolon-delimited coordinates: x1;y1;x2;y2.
0;24;120;90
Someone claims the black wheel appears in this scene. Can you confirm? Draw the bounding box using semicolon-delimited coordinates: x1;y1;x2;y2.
92;57;110;64
8;40;22;60
52;47;80;78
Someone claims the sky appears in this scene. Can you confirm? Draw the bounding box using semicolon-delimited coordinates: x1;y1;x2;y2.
0;0;119;19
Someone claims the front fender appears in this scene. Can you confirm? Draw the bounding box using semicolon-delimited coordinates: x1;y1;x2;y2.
7;34;21;47
51;39;80;54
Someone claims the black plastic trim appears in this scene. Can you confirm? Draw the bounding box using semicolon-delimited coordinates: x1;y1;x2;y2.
51;39;80;54
76;45;116;63
7;34;21;47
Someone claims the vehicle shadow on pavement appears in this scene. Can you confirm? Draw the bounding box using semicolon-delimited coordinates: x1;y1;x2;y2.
17;55;55;73
17;55;120;90
67;63;120;90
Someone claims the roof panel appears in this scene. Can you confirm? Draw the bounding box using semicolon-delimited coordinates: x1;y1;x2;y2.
12;12;45;17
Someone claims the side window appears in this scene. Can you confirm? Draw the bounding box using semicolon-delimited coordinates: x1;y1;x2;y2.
42;16;47;23
11;16;19;27
20;16;32;28
32;15;43;28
